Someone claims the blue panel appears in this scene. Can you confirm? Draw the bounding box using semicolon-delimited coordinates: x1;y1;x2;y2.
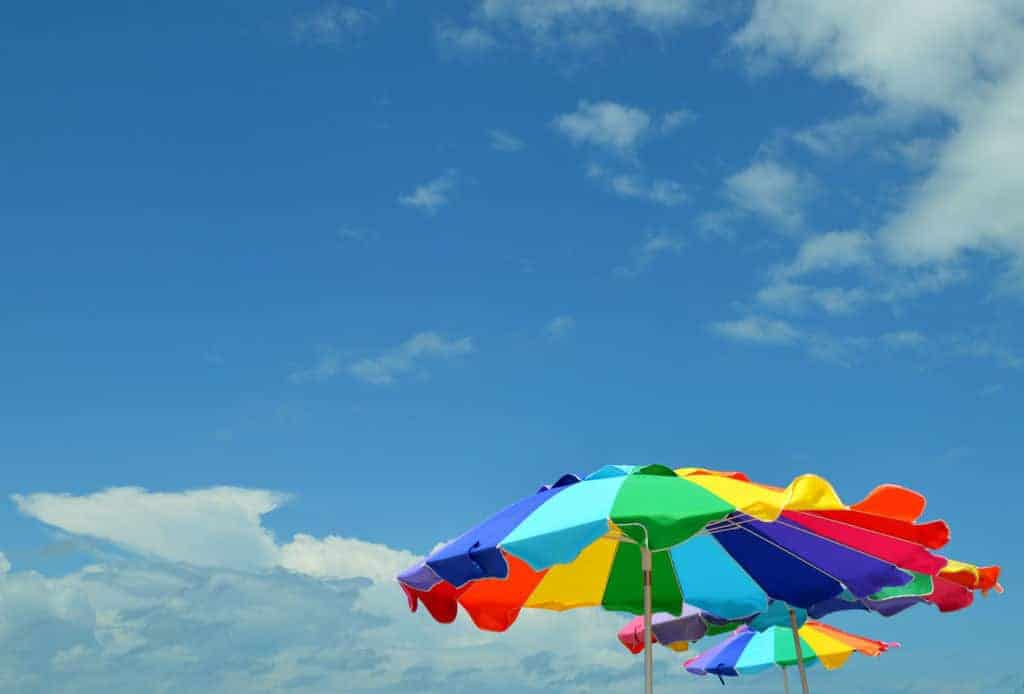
670;534;768;619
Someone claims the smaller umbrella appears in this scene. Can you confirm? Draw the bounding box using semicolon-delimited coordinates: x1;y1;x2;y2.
684;622;898;692
618;601;802;654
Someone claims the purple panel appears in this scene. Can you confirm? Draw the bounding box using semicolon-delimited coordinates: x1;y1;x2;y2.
397;562;442;592
741;515;913;597
686;627;753;677
651;604;708;645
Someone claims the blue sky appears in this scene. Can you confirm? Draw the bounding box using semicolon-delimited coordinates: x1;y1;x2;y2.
1;1;1021;692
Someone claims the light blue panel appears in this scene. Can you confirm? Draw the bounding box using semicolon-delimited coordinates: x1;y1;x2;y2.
584;465;635;480
670;535;768;619
499;476;625;569
734;628;779;674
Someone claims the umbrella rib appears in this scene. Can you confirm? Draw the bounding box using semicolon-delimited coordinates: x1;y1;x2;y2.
780;509;946;551
719;516;852;592
706;514;917;590
767;515;917;575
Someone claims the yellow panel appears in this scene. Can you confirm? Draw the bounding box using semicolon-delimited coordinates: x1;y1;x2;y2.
524;538;618;611
799;626;854;671
678;472;846;521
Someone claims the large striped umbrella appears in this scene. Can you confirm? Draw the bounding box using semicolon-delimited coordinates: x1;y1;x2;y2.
684;622;899;692
397;465;997;693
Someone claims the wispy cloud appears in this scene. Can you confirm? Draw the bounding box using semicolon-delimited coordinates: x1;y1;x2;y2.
712;316;869;366
291;3;373;46
289;347;344;384
337;225;373;242
711;315;802;345
587;165;687;206
399;169;459;213
880;330;927;349
755;282;869;316
545;315;575;339
474;0;705;49
437;22;498;53
554;101;652;155
952;335;1023;370
489;129;525;152
723;160;816;234
349;332;475;385
598;170;688;206
776;230;874;279
614;232;684;278
660;108;697;133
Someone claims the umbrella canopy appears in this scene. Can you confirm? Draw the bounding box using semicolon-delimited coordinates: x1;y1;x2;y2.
684;622;899;678
398;465;989;631
618;601;805;654
618;605;747;654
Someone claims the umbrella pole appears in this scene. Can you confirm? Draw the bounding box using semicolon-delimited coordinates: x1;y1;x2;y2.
787;608;810;694
782;666;790;694
642;545;654;694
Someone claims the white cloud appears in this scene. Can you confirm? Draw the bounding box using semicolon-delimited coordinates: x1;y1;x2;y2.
0;552;9;575
711;316;801;344
291;4;373;46
1;483;649;694
778;230;874;279
756;281;868;315
723;160;815;234
734;0;1024;286
880;68;1024;267
437;23;498;53
614;232;684;277
399;170;459;213
489;129;525;152
545;315;576;339
12;487;286;572
609;174;688;206
586;166;687;206
349;332;475;385
792;112;895;158
278;535;418;583
735;1;1023;116
554;101;652;155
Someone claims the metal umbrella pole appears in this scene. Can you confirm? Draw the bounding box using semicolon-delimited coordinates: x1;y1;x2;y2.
788;608;810;694
642;544;654;694
782;666;790;694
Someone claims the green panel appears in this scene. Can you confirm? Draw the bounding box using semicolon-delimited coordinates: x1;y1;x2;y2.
610;465;734;550
774;627;817;668
600;542;684;616
870;572;932;600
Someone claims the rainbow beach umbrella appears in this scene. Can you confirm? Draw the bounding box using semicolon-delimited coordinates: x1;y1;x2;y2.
684;622;899;692
397;465;998;693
